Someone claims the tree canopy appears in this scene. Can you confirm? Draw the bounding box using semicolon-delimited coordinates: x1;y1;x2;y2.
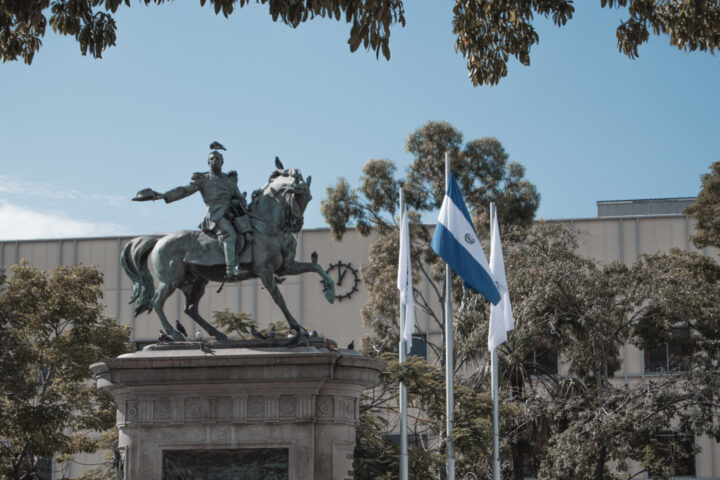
322;121;539;353
2;1;719;85
322;120;540;477
685;160;720;250
0;0;404;65
0;263;130;480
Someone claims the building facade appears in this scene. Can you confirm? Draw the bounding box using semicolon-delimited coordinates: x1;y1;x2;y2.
1;198;718;478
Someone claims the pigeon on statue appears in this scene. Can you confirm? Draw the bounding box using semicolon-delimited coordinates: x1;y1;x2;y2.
210;141;226;151
324;338;338;352
200;342;215;355
347;340;354;350
275;156;284;170
158;330;172;342
251;325;267;339
175;320;188;338
311;251;318;265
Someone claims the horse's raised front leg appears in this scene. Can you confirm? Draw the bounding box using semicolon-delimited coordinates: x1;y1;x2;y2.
280;261;336;304
180;279;228;341
257;270;305;335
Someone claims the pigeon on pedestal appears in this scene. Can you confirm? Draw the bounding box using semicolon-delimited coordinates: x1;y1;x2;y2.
251;325;267;339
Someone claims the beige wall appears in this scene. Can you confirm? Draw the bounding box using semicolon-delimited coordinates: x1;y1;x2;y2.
0;230;377;348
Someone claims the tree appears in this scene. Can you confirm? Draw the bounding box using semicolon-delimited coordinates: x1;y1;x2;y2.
322;120;539;478
0;263;131;480
322;120;539;356
452;0;720;86
0;0;405;65
685;160;720;249
3;1;719;86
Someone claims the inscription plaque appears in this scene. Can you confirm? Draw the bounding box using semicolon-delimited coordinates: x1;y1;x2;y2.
162;448;289;480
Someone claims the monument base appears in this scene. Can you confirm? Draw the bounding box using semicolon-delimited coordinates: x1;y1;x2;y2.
91;345;384;480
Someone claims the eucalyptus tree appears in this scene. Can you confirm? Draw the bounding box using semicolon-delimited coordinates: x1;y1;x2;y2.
322;120;539;358
323;120;539;478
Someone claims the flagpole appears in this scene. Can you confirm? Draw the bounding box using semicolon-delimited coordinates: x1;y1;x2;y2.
490;202;500;480
399;188;409;480
444;152;455;480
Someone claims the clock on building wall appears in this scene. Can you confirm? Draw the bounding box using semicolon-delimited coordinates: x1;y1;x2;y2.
324;260;361;301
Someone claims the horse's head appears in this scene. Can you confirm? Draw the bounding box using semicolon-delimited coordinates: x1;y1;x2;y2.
255;168;312;233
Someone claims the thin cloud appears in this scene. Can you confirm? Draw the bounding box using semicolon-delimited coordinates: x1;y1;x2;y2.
0;175;125;204
0;201;125;240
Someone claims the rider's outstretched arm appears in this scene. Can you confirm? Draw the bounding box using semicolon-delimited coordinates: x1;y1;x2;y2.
162;173;203;203
162;183;199;203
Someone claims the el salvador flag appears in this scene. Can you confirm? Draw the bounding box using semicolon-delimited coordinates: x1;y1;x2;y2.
431;173;501;305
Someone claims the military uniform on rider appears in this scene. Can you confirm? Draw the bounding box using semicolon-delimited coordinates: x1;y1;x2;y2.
161;151;249;278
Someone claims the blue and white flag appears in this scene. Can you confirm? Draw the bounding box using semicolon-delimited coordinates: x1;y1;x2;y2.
431;173;501;305
488;207;514;351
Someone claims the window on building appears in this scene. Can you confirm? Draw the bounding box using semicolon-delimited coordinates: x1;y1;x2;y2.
392;334;428;360
34;457;52;480
654;431;695;477
644;327;692;374
385;432;429;448
524;348;558;376
408;335;427;359
520;446;540;479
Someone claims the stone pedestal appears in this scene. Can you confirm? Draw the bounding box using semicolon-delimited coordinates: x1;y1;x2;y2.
91;346;384;480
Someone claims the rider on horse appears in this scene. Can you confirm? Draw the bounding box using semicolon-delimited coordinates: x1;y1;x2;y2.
124;155;335;342
136;149;251;279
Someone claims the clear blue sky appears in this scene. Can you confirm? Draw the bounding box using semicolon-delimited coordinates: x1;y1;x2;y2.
1;2;718;240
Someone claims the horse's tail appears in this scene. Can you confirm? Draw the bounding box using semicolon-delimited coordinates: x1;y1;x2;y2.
121;236;158;315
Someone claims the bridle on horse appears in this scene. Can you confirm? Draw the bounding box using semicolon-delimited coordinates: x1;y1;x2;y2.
245;180;308;234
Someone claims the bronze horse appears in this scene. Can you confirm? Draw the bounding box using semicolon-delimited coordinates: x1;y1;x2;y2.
121;168;335;341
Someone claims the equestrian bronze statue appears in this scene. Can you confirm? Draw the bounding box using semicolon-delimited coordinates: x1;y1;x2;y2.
122;146;335;342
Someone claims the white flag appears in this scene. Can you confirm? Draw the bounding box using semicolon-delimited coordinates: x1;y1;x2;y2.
397;206;415;352
488;208;514;352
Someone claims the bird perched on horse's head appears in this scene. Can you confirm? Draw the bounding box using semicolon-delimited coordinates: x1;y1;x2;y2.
210;141;226;151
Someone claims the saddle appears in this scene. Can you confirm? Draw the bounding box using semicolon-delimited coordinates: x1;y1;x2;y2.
183;216;252;267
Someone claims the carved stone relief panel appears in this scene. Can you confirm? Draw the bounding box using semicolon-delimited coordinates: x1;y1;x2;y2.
278;396;296;418
316;396;333;419
184;397;203;420
247;396;265;419
153;399;171;421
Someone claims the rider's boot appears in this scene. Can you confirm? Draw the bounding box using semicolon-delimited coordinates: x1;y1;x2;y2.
223;239;243;279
